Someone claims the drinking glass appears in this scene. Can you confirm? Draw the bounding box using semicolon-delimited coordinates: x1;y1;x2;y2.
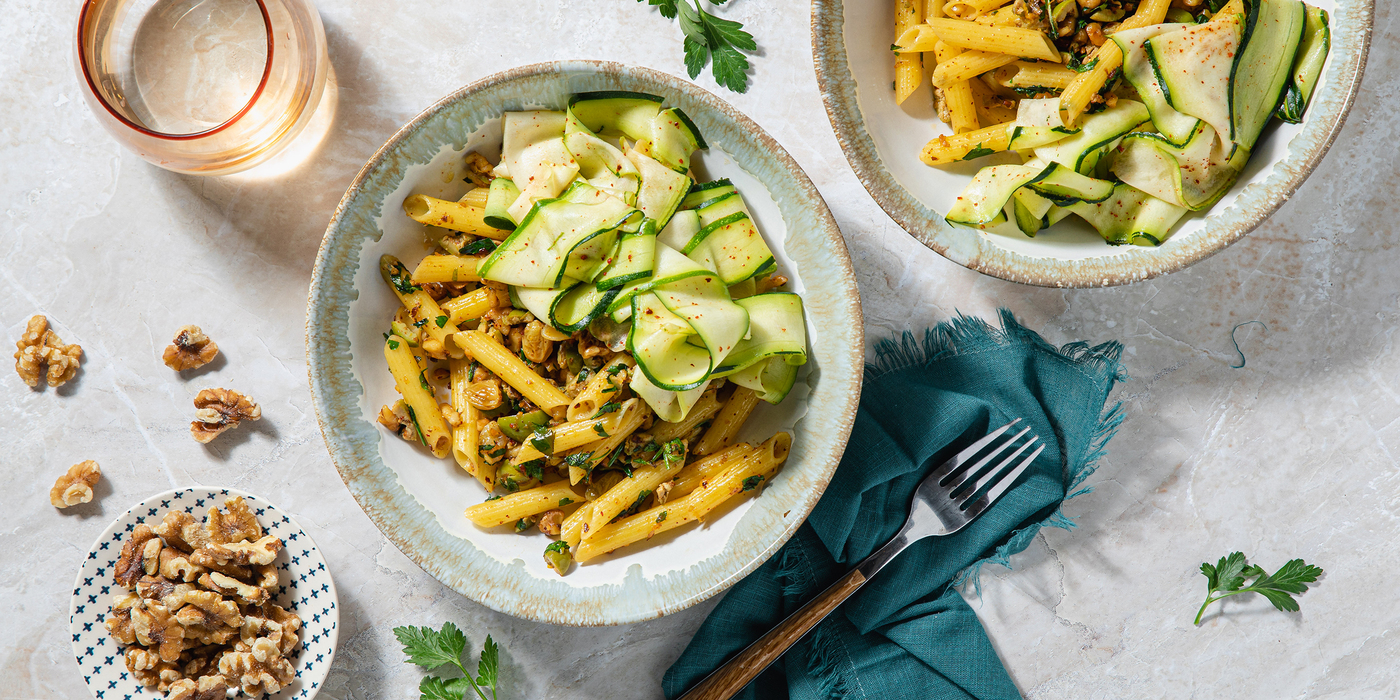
76;0;329;175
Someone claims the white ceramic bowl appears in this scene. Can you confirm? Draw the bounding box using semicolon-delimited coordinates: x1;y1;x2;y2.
69;487;338;700
307;62;864;626
813;0;1373;287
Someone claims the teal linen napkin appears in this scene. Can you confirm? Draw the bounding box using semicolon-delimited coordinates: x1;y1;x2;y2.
663;310;1125;700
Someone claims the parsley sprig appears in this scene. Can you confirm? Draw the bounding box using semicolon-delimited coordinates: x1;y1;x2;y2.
1194;552;1323;625
638;0;757;93
393;622;499;700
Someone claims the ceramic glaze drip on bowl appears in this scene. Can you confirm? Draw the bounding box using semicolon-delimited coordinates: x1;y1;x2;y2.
306;61;864;626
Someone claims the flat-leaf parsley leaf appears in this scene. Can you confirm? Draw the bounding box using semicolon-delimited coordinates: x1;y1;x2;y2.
393;621;500;700
961;143;996;160
1194;552;1322;625
638;0;758;93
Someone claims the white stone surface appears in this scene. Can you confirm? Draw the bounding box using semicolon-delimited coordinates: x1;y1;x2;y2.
2;0;1396;698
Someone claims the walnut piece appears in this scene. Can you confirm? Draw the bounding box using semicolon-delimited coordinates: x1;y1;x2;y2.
158;547;207;583
162;325;220;371
174;589;243;629
463;151;496;188
378;400;420;443
198;571;269;606
136;576;196;611
206;496;263;543
167;675;229;700
49;459;102;508
191;534;282;567
219;636;295;695
190;388;261;444
126;647;182;690
132;602;186;662
115;525;162;588
105;592;142;644
537;509;564;536
12;314;82;388
155;511;209;553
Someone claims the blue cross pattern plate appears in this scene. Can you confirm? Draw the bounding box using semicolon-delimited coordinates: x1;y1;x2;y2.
68;488;339;700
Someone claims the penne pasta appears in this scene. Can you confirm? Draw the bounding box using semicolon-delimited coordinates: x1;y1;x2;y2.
1059;0;1170;125
693;387;760;457
1000;60;1079;91
927;18;1060;62
895;24;939;53
452;330;570;412
381;255;464;358
666;443;757;502
441;286;503;326
561;502;593;548
924;0;944;19
649;388;723;443
973;5;1020;26
968;79;1018;126
567;356;633;422
410;254;484;285
920;123;1012;165
894;0;924;105
510;399;643;466
458;187;491;208
385;338;452;458
583;440;687;539
464;479;583;527
576;434;791;562
450;358;493;490
942;0;1010;19
936;42;981;134
402;194;511;240
931;48;1019;88
563;399;650;483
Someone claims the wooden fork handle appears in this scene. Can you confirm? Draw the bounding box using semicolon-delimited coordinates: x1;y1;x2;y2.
676;568;868;700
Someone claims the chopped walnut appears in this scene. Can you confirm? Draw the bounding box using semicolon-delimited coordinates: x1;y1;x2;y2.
251;565;278;591
440;403;463;427
219;636;295;696
463;151;496;188
755;274;789;294
132;602;186;662
466;378;503;410
167;675;229;700
106;592;142;644
155;511;209;553
182;623;239;647
162;326;220;371
12;315;82;388
537;509;564;536
199;571;269;606
521;320;553;363
654;480;675;505
115;525;162;588
191;534;282;567
478;420;510;465
206;496;263;544
190;388;261;443
158;548;207;583
378;400;420;443
240;608;301;657
49;459;101;508
137;576;196;611
126;647;182;690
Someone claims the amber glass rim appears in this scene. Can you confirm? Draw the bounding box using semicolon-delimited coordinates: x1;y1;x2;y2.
77;0;276;141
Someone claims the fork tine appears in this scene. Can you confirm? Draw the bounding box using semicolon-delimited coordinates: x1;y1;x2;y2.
928;418;1022;482
941;425;1032;489
948;434;1037;497
960;443;1045;520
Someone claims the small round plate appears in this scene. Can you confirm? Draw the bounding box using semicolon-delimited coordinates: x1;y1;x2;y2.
69;487;339;700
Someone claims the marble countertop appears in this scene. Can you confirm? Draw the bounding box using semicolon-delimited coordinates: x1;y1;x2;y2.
4;0;1397;697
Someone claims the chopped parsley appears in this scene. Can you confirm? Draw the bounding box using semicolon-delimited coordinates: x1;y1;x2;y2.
514;518;534;532
413;317;428;328
387;339;401;350
591;401;622;419
485;495;503;502
404;406;428;447
606;363;626;377
388;267;418;295
656;511;668;524
741;475;764;492
435;315;448;328
564;452;593;467
559;497;574;507
521;459;546;480
660;439;686;469
961;143;996;161
419;371;432;391
459;237;498;255
544;540;570;554
593;424;610;438
529;427;554;455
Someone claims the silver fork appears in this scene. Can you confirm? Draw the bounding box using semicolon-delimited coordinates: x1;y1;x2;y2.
676;419;1045;700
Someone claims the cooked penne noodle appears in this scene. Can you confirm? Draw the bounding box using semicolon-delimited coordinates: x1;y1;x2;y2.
1060;0;1170;125
442;286;502;326
943;0;1009;18
402;194;511;240
935;42;981;134
895;0;924;104
666;443;757;501
385;338;452;458
458;187;491;208
452;330;570;411
931;49;1019;88
968;79;1018;126
920;122;1012;165
576;434;791;562
973;4;1019;25
927;18;1060;62
381;255;464;358
895;24;939;53
561;502;593;548
563;399;650;483
567;356;634;422
463;479;583;527
924;0;944;19
583;445;688;539
693;387;760;457
1000;60;1079;91
649;389;723;443
450;359;493;490
510;399;643;466
410;254;484;284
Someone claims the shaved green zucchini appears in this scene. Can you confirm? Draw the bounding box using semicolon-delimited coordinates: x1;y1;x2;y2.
1230;0;1307;150
1012;188;1054;237
1033;100;1151;174
1008;125;1080;151
477;183;641;288
714;293;807;375
607;243;713;322
595;222;657;291
681;179;736;210
1276;5;1329;123
650;107;705;174
727;355;801;405
629;370;710;423
1146;14;1244;147
1111;123;1240;210
1112;24;1201;147
658;209;701;251
567;91;663;142
1025;161;1116;205
689;192;777;285
946;163;1055;227
1068;182;1188;246
500;111;579;221
483;177;521;230
628;292;715;391
626;146;691;229
564;123;641;206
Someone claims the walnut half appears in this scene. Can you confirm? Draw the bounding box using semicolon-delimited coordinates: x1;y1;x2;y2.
13;314;82;388
162;325;219;371
190;388;261;443
50;459;102;508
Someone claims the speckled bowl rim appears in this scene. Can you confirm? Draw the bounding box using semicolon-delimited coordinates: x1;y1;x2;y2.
305;61;863;626
812;0;1373;288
